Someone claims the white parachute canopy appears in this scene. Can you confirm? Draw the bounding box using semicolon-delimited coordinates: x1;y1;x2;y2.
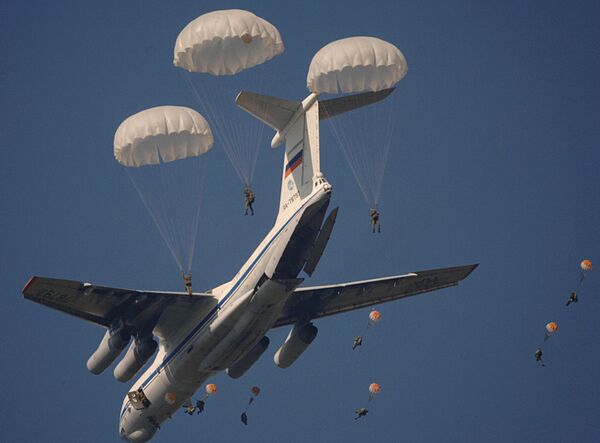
114;106;213;167
307;36;407;94
174;9;284;76
307;37;408;208
173;9;284;188
114;106;213;275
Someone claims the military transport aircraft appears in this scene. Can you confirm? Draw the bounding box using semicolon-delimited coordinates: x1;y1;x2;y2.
22;90;477;442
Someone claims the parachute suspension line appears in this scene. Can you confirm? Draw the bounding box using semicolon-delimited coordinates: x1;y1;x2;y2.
181;70;248;185
205;75;250;185
182;156;206;274
372;96;398;207
326;93;400;209
363;97;380;204
181;66;272;188
222;63;273;187
359;94;392;208
342;96;378;206
326;115;373;207
115;105;212;278
182;71;245;182
173;10;285;190
244;68;271;185
327;107;380;207
340;119;374;206
307;36;407;210
125;155;207;276
184;159;207;273
126;168;185;272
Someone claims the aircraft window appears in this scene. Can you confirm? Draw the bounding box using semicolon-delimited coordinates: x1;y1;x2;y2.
128;388;151;410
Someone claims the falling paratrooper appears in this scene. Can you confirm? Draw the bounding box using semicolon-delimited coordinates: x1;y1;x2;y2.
183;383;218;416
354;382;381;420
566;259;592;306
173;9;285;207
534;348;545;367
114;106;213;293
307;36;408;229
241;386;261;426
353;310;382;350
248;385;260;405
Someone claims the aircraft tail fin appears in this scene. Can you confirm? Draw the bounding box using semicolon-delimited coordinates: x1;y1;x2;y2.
236;91;321;221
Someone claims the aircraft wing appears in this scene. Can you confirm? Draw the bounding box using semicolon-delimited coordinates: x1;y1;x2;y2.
272;264;478;327
22;276;217;338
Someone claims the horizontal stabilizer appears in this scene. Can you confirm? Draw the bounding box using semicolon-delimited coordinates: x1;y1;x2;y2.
319;88;395;120
304;207;339;277
235;90;301;132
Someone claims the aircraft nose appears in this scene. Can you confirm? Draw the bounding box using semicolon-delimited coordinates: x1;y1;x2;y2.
120;427;156;442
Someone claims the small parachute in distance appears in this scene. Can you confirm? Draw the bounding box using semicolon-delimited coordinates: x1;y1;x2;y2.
198;383;218;402
306;36;408;210
368;382;381;401
580;259;593;284
368;310;382;327
114;106;213;276
248;386;260;405
354;310;382;349
173;9;284;188
164;392;177;405
205;383;218;396
544;322;559;341
581;259;593;272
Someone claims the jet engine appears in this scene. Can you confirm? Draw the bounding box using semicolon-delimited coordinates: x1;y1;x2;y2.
274;322;317;369
113;337;158;382
86;328;130;375
227;336;270;379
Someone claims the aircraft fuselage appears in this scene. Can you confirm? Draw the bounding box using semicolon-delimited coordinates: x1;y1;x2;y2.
119;181;331;442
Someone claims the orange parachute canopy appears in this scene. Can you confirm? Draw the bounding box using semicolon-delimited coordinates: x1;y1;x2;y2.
545;322;559;334
251;386;261;397
205;383;218;395
164;392;176;405
369;310;382;324
369;382;381;396
581;259;593;272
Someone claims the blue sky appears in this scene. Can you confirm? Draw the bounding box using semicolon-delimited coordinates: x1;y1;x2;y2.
2;1;599;442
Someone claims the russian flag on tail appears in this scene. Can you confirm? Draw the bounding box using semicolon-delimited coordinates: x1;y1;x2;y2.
284;150;303;178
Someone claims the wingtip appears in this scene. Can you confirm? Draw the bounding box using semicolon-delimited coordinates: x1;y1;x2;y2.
462;263;479;279
22;276;37;295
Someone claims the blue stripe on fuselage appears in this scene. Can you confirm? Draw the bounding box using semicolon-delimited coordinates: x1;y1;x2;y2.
120;191;321;418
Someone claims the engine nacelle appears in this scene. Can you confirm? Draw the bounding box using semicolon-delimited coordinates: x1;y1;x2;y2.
113;337;157;382
86;328;130;375
274;322;317;369
227;336;270;379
